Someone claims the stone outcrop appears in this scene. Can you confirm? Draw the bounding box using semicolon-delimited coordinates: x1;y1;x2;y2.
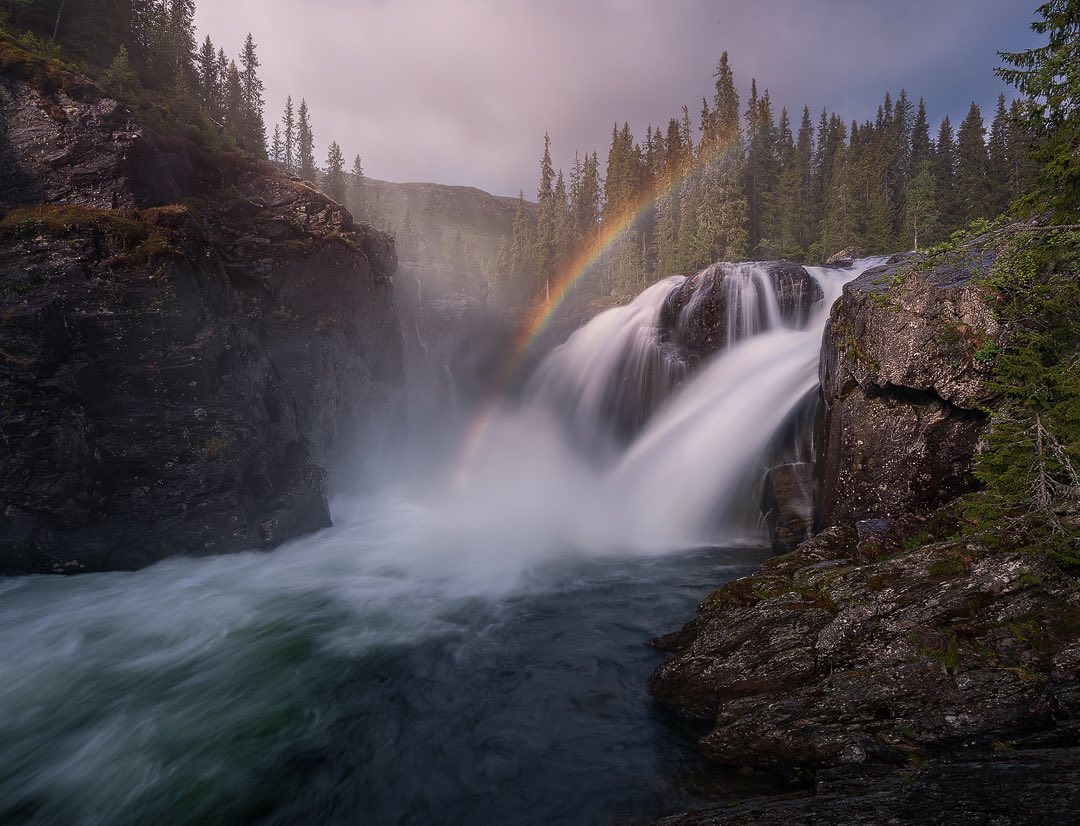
816;252;1000;528
761;463;815;551
659;748;1080;825
0;64;401;574
661;261;823;360
649;521;1080;821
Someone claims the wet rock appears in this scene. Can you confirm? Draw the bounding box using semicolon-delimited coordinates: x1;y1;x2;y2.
816;251;999;528
0;71;401;574
649;526;1080;779
657;749;1080;825
661;261;823;360
0;77;179;209
762;463;814;551
826;246;860;267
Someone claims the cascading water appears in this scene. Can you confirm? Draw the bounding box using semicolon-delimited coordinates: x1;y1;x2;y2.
606;261;881;546
521;276;690;461
0;257;884;825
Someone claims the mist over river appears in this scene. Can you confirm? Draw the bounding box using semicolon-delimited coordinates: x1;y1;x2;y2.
0;490;770;825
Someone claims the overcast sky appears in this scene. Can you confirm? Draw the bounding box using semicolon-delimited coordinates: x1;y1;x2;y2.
195;0;1042;198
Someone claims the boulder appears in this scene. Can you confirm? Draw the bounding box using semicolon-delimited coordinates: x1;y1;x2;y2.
762;463;814;551
815;251;999;528
660;261;823;360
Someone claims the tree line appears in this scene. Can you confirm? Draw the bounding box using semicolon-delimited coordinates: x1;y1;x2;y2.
502;51;1038;302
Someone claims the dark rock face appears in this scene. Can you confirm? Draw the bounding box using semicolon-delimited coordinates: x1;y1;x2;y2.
761;463;814;551
659;749;1080;825
649;524;1080;817
0;74;401;574
0;78;179;210
816;252;999;528
661;261;823;360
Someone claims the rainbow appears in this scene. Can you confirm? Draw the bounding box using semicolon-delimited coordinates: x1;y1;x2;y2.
454;135;740;477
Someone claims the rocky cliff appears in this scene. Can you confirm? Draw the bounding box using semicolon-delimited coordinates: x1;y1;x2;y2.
648;252;1080;822
0;60;401;574
816;253;999;527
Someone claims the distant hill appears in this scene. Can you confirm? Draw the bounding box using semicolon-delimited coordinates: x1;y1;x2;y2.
348;174;536;271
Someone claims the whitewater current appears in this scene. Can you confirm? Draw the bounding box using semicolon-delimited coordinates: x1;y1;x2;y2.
0;259;881;825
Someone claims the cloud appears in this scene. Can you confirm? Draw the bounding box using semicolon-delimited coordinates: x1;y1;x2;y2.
196;0;1041;197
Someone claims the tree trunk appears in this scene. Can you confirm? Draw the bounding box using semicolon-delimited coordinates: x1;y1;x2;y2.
52;0;67;40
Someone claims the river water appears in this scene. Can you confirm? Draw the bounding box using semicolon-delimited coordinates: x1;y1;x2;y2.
0;494;768;825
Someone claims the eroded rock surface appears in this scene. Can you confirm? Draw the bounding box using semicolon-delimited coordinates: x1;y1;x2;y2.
649;522;1080;819
0;65;401;573
816;252;999;527
661;261;823;360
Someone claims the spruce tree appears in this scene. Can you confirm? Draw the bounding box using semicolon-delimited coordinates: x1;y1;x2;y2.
1006;99;1039;202
996;0;1080;216
222;61;243;147
350;155;367;221
197;35;219;115
101;45;139;101
167;0;196;83
956;102;991;221
987;94;1012;215
282;96;295;169
324;141;346;203
933;116;960;231
903;161;938;250
534;133;558;299
910;98;932;173
271;124;282;164
297;98;316;182
238;33;267;158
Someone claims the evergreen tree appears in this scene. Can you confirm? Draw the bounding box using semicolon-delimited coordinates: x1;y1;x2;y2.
271;124;282;164
196;35;219;115
349;155;366;221
553;169;574;276
167;0;196;83
820;124;856;254
776;105;814;259
933;116;960;231
884;89;914;240
282;95;295;169
100;45;138;100
710;52;741;146
996;0;1080;216
910;98;932;173
297;98;316;182
324;141;345;203
987;93;1013;215
902;161;938;250
534;133;558;299
956;102;991;221
238;33;267;158
1006;99;1039;202
222;60;243;146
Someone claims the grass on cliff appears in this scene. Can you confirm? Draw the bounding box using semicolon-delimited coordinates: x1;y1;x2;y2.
0;204;184;266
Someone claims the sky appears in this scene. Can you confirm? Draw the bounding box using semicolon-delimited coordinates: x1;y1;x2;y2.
195;0;1044;198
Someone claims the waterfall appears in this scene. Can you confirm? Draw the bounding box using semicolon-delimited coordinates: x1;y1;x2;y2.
522;276;690;461
472;258;886;550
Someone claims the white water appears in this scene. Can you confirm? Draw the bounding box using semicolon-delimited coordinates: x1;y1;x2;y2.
461;257;884;551
608;263;868;543
523;276;689;461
